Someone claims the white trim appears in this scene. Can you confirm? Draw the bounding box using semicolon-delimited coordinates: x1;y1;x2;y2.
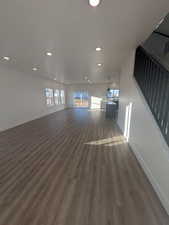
130;142;169;215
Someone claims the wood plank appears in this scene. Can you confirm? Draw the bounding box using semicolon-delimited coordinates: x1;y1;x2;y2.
0;109;168;225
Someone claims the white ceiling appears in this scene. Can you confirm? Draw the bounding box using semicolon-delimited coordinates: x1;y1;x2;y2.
0;0;168;84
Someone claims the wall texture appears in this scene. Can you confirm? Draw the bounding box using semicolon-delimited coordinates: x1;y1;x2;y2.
118;51;169;214
0;65;66;131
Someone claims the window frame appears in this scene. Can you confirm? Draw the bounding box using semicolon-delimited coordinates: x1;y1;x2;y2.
45;88;54;107
54;89;60;105
60;90;65;105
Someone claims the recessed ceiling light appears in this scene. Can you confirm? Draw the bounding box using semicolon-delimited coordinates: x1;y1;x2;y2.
96;47;102;51
97;63;102;66
88;79;92;84
2;56;10;61
32;67;38;71
54;78;57;80
46;52;52;56
89;0;101;7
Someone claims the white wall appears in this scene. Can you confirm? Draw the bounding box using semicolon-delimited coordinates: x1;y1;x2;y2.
0;65;66;131
66;83;118;109
118;51;169;214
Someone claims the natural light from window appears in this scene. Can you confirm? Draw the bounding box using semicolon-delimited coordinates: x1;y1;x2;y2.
54;89;60;105
124;102;133;142
73;91;89;108
60;90;65;105
91;96;102;109
85;136;125;147
45;88;54;106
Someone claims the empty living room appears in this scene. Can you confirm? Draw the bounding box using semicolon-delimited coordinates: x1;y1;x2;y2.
0;0;169;224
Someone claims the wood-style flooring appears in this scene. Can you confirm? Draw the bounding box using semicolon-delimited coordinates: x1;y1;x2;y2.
0;109;168;225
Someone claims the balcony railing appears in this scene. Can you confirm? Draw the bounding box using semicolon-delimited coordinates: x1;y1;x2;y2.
134;46;169;146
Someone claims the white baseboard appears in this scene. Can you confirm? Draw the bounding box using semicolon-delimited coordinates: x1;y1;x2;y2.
130;142;169;215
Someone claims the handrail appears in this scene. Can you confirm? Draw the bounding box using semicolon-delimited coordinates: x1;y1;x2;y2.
134;46;169;146
137;46;169;74
154;31;169;40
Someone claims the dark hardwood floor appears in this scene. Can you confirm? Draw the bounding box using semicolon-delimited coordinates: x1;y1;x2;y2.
0;109;168;225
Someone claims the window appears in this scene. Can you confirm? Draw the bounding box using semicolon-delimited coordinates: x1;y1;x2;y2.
113;89;120;97
73;91;89;107
45;88;54;106
91;96;102;109
54;89;60;105
107;89;120;98
60;90;65;104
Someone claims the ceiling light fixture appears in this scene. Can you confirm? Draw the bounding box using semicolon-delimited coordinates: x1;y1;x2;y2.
89;0;101;7
97;63;102;66
54;78;57;81
2;56;10;61
96;47;102;51
46;52;52;56
32;67;38;71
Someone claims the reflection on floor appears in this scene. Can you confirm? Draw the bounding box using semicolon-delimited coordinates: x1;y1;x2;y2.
85;136;125;147
0;109;168;225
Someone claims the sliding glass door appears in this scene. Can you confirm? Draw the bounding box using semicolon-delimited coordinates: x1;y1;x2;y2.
73;91;89;108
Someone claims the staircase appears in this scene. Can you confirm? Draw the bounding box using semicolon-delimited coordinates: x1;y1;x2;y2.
134;46;169;146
